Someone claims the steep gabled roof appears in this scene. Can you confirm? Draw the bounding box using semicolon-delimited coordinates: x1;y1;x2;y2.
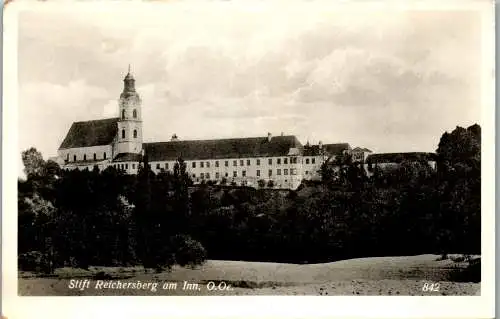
59;118;118;149
352;147;373;152
144;135;303;161
366;152;437;164
303;143;351;156
324;143;351;155
113;153;142;162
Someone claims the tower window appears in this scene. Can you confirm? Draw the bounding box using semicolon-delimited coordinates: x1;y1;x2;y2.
134;130;137;138
93;153;96;160
122;109;125;119
103;152;107;159
122;129;125;139
133;109;137;118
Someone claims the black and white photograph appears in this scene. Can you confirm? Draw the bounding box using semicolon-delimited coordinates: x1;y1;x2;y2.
2;0;495;318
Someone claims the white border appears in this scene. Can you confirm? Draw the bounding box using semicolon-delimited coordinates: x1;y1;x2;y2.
2;1;495;318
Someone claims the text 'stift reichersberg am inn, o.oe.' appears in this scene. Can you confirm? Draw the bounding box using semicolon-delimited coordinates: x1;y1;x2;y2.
68;279;233;293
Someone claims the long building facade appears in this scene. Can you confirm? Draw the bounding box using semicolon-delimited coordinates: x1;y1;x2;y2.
56;70;361;190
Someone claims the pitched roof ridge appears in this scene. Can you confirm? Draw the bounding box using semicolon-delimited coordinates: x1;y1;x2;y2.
145;134;298;145
72;117;119;124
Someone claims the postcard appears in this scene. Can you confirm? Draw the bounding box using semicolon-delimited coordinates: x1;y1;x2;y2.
2;0;495;318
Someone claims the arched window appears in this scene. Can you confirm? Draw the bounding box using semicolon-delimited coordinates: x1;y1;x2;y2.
103;152;107;159
93;153;97;160
83;154;87;161
122;109;125;119
73;155;77;162
133;130;137;138
122;129;125;139
133;109;137;118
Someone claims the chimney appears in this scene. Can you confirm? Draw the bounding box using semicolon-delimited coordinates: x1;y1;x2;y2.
267;132;272;142
171;134;179;141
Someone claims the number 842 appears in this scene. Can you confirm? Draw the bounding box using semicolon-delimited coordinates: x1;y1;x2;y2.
422;283;440;292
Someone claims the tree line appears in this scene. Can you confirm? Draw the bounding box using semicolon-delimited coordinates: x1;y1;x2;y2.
18;124;481;272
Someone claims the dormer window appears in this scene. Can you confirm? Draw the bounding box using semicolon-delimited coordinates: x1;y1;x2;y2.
133;109;137;118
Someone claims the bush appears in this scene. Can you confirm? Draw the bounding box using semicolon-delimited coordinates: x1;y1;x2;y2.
257;179;266;188
170;234;207;267
448;259;481;283
18;251;51;273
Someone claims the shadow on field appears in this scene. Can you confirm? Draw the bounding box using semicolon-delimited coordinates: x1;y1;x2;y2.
446;260;481;283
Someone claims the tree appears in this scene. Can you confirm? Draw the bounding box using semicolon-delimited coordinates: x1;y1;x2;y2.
22;148;46;179
435;124;481;254
257;179;266;189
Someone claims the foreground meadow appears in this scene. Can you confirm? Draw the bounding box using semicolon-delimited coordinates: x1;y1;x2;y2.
19;254;480;296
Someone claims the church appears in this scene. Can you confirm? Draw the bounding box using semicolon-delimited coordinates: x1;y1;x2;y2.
55;69;364;190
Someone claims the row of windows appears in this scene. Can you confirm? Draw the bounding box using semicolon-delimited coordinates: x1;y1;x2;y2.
121;129;138;139
193;168;298;178
122;109;138;119
305;158;316;164
112;163;137;170
189;157;303;168
67;152;107;162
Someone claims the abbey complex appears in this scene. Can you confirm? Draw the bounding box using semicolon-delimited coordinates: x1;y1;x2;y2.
54;69;434;190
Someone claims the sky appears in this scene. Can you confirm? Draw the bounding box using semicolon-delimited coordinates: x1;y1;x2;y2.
17;3;484;174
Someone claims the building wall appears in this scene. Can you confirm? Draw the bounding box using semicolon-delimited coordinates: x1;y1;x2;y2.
301;155;326;180
58;144;113;165
149;155;304;189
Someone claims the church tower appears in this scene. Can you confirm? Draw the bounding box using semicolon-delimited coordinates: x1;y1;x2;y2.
116;66;143;155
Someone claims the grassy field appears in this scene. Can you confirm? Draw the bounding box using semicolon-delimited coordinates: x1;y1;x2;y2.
18;254;480;296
